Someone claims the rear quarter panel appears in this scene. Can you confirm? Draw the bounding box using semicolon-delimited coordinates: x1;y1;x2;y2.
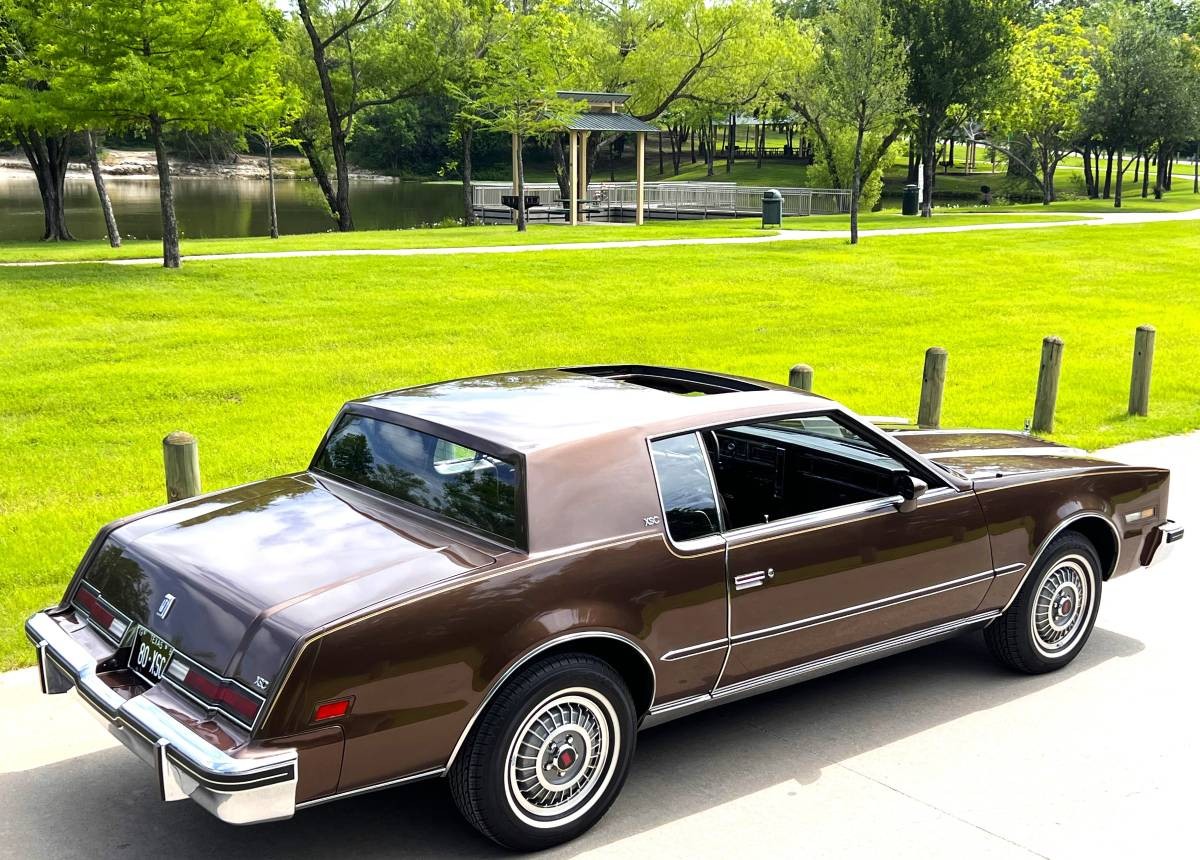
258;539;728;796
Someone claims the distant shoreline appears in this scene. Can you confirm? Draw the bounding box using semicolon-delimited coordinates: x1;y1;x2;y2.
0;148;390;182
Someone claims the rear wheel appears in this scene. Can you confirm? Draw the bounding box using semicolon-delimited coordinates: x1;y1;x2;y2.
985;532;1103;674
449;653;636;851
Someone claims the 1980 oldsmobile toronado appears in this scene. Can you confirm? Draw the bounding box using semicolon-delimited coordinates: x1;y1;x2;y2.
27;365;1183;850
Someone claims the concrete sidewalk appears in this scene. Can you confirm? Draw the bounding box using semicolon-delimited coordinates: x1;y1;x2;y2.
3;207;1198;268
1;433;1195;859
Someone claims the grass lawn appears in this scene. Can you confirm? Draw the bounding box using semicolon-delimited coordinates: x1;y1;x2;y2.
2;219;1199;668
0;218;778;264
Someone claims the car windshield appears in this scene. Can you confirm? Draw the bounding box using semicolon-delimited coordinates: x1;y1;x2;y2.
314;413;523;546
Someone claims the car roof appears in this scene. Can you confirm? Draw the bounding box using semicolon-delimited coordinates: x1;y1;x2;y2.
349;365;830;453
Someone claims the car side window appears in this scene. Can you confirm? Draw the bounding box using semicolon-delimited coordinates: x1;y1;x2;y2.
650;433;721;542
704;414;912;530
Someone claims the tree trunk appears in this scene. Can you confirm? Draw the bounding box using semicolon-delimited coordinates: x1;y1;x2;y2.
1114;150;1124;209
460;124;475;226
266;138;279;239
515;134;527;233
299;137;339;221
726;115;735;174
658;131;664;175
1082;146;1096;198
85;131;121;247
149;115;181;268
906;137;917;183
706;119;716;177
850;124;865;245
1141;150;1150;198
297;0;353;231
1103;148;1113;198
1154;144;1168;199
919;120;939;218
1195;142;1199;194
756;121;764;169
1133;151;1140;183
16;129;74;241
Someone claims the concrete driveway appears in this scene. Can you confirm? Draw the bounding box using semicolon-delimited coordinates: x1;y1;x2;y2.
2;433;1194;859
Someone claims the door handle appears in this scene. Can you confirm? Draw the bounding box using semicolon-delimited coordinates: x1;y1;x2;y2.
734;568;775;591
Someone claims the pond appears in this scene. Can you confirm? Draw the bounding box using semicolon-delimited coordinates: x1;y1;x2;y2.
0;170;465;242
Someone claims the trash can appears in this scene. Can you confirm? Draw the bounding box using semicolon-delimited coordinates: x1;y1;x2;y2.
902;184;919;216
762;189;783;227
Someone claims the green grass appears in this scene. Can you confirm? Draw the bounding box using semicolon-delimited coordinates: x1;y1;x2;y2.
0;218;777;264
793;211;1090;230
4;220;1200;670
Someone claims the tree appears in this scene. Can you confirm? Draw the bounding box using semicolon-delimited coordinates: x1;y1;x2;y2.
83;131;120;247
30;0;282;267
0;1;75;240
453;2;582;232
816;0;908;243
291;0;443;231
247;82;302;239
887;0;1021;216
1084;6;1177;208
987;10;1099;205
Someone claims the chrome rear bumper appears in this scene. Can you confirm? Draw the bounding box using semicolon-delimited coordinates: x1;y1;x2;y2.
1143;521;1184;568
25;611;298;825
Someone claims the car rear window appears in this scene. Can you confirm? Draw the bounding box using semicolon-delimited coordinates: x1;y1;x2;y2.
315;414;523;546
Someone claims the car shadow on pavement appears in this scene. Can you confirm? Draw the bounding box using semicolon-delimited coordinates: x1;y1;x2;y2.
0;626;1143;859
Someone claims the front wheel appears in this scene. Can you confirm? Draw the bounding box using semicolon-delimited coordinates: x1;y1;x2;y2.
449;653;637;851
985;532;1103;674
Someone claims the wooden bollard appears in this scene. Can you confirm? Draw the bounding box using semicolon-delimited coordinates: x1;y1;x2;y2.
917;347;947;428
788;363;814;391
1032;336;1064;434
1128;324;1155;417
163;431;201;502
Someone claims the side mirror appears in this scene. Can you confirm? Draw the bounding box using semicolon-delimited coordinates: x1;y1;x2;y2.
895;474;928;513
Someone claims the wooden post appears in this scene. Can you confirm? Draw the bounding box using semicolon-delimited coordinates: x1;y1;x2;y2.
163;431;201;502
917;347;947;428
1032;336;1064;434
569;131;578;226
635;132;646;225
788;363;814;391
1128;324;1156;416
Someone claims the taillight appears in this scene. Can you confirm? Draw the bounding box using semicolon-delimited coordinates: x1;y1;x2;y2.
166;657;263;726
74;584;130;641
313;698;353;722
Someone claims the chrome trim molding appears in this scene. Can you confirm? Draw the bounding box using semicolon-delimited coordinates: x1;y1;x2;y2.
662;639;728;662
296;767;446;809
730;568;997;646
444;630;657;771
930;446;1088;460
993;562;1026;577
25;611;298;825
642;611;999;728
999;512;1122;613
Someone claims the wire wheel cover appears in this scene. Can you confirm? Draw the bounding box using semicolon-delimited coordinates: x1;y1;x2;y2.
504;689;620;827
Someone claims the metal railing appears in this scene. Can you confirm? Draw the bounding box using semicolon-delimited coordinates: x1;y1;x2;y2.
470;181;850;217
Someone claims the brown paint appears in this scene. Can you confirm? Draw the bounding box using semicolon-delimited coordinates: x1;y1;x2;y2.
35;366;1174;808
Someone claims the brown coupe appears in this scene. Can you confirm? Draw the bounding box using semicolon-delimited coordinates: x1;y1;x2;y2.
26;365;1183;850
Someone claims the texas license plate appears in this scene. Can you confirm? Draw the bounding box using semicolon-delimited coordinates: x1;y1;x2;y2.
129;625;175;683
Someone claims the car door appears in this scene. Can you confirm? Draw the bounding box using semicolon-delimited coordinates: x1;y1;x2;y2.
709;412;995;691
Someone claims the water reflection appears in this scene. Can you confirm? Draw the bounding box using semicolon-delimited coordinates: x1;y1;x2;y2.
0;170;463;241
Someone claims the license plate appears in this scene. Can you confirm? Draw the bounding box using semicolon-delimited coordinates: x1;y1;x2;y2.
129;625;175;683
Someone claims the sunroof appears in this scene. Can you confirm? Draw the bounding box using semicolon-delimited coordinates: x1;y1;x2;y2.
563;365;767;395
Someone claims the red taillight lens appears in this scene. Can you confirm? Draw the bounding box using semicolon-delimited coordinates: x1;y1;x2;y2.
217;685;263;721
76;588;115;628
169;660;262;723
313;698;352;722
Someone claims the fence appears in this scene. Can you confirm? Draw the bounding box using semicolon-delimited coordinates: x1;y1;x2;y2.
470;181;850;218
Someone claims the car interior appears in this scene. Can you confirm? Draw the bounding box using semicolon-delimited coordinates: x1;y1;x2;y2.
702;416;914;529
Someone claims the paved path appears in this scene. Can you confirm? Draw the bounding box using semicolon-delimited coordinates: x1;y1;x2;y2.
1;432;1195;858
4;207;1199;268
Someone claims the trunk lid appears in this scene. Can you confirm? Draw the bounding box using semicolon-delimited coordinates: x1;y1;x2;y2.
77;473;498;696
891;429;1117;479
